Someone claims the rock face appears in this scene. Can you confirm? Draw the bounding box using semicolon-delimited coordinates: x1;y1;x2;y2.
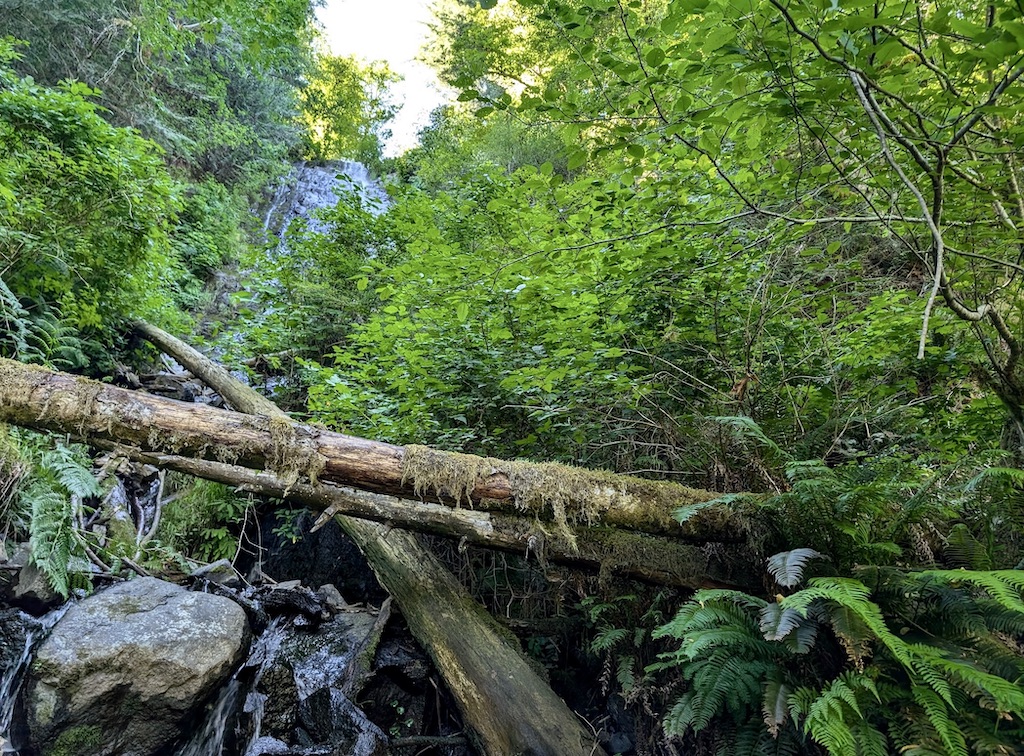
25;577;250;756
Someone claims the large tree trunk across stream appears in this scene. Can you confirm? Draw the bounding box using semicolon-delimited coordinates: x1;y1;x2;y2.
129;324;610;756
0;357;741;542
120;448;735;589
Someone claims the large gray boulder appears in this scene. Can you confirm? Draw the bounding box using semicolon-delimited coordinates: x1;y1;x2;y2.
25;577;249;756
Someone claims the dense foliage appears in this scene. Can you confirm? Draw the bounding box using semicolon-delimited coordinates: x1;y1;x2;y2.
232;0;1024;752
3;0;1024;753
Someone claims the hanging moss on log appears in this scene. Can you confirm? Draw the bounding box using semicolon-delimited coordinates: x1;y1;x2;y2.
0;357;745;541
400;444;734;544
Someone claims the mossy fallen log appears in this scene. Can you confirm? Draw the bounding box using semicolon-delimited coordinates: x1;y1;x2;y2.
115;449;736;590
130;324;609;756
0;356;742;542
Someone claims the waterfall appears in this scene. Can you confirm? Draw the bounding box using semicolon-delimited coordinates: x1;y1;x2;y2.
261;160;390;243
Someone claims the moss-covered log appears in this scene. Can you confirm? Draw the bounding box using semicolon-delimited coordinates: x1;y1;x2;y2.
117;449;735;590
357;525;607;756
0;357;741;542
131;324;608;756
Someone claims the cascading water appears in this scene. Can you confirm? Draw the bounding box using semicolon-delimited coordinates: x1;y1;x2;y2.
0;606;69;754
176;160;394;756
176;617;287;756
262;160;390;241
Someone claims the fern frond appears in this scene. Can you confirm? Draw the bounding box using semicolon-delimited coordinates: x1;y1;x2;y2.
759;603;807;642
825;603;874;667
41;443;102;499
963;466;1024;493
615;656;635;693
591;627;628;653
943;524;993;570
711;415;789;462
783;458;833;483
763;678;790;737
850;720;889;756
915;570;1024;616
767;548;824;588
684;652;771;731
911;685;968;756
663;694;695;737
26;480;75;597
804;679;859;755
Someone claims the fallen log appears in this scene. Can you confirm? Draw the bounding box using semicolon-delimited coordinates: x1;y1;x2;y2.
130;325;610;756
115;449;733;590
0;357;741;542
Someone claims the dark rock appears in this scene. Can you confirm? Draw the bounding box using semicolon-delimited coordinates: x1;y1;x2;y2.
256;584;329;623
375;638;431;684
254;511;386;605
6;544;62;615
259;661;299;739
316;584;348;613
25;577;250;756
298;687;387;755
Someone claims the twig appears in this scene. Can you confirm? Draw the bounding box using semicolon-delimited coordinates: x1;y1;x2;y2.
849;72;945;359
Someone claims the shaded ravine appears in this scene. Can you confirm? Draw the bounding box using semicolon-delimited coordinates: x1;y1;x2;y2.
0;161;471;756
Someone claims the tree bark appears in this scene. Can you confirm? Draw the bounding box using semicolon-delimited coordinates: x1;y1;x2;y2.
116;448;735;590
128;324;610;756
0;357;741;542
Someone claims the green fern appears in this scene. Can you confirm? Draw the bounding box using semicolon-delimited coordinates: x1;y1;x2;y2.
40;444;104;500
26;480;76;597
767;548;824;588
0;276;44;362
711;415;790;464
22;440;102;597
654;562;1024;755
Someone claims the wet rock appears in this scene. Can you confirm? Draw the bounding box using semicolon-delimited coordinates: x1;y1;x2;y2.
191;558;244;588
298;687;387;754
25;577;250;756
0;609;43;752
237;609;391;754
258;662;299;739
5;544;62;615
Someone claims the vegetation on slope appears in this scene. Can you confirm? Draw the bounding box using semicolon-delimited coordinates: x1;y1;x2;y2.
2;0;1024;752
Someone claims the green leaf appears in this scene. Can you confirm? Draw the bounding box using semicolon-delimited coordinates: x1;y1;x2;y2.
646;48;666;67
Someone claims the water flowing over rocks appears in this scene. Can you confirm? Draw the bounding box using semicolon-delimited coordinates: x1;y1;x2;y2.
262;161;389;240
24;577;249;756
1;610;47;755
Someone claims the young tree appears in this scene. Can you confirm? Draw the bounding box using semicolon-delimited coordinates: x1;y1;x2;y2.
299;54;399;165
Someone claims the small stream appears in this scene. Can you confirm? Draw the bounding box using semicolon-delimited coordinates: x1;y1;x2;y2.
0;608;68;754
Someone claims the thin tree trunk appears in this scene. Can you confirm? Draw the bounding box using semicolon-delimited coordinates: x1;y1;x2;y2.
129;324;610;756
115;448;735;590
